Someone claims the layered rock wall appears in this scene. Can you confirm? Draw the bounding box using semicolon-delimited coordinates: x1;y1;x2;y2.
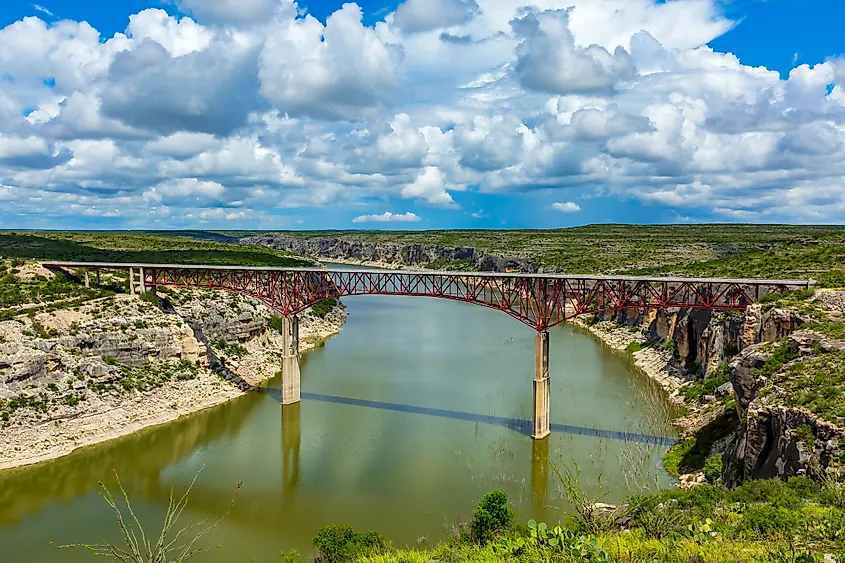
241;234;533;272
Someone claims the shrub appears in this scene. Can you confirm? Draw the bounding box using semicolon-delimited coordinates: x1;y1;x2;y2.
312;524;389;563
470;490;515;544
703;456;723;484
311;299;337;319
140;291;159;305
269;315;284;333
625;341;643;354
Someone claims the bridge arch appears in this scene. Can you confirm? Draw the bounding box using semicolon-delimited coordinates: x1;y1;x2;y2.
43;262;812;440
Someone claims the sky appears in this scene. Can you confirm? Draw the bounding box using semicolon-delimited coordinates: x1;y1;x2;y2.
0;0;844;230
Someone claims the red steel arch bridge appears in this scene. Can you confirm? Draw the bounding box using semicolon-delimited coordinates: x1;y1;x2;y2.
43;262;813;440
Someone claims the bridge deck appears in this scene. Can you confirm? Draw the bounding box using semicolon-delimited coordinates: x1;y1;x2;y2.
41;261;813;286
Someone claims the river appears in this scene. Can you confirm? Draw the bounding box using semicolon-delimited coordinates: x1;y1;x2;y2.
0;269;677;562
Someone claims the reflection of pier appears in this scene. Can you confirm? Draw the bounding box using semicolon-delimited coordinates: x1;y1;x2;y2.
282;403;300;495
45;261;811;441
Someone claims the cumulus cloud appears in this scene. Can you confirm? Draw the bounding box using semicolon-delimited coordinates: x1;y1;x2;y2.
0;0;844;227
352;211;422;223
258;4;404;119
510;9;637;95
169;0;291;26
551;201;581;212
392;0;480;34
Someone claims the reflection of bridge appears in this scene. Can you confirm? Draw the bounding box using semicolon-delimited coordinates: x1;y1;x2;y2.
43;262;812;440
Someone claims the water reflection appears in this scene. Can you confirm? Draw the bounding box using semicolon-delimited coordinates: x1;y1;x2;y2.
1;291;677;562
0;389;263;526
282;403;301;495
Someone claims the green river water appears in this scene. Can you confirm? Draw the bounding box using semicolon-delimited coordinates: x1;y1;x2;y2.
0;276;677;562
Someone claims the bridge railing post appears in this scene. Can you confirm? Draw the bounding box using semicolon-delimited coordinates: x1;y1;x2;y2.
281;314;301;405
532;330;551;440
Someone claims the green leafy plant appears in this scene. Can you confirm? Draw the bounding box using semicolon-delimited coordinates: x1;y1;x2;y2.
703;455;723;484
688;518;718;543
526;520;609;561
311;524;389;563
470;490;515;544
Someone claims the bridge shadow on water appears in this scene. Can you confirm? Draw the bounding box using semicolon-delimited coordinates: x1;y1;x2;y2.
259;388;677;446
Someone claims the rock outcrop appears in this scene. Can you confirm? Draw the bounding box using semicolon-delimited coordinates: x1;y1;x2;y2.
598;304;811;379
0;290;346;399
241;234;533;272
722;331;845;487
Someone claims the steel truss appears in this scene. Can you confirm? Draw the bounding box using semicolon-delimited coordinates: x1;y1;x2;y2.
42;263;813;332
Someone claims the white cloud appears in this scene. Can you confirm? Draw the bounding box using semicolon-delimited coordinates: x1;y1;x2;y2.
0;1;844;226
392;0;480;34
32;5;53;17
258;3;404;119
551;201;581;212
352;211;422;223
511;9;637;95
170;0;290;26
401;166;457;206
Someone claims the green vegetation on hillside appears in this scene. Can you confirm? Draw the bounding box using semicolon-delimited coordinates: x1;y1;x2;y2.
235;225;845;284
0;232;312;267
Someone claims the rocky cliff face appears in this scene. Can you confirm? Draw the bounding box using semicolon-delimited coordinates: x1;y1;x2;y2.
722;331;845;486
599;304;811;378
0;288;346;400
241;234;534;272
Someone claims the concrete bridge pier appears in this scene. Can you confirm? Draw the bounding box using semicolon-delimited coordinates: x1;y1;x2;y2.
532;331;550;440
281;314;301;405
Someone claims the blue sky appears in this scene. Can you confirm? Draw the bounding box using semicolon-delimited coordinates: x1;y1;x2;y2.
0;0;844;230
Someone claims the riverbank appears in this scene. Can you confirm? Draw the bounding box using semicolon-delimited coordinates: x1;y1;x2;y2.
0;289;347;472
572;317;687;403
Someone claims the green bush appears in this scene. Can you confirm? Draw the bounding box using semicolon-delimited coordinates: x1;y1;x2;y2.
470;490;515;544
703;456;723;484
269;315;284;333
140;291;159;305
312;524;389;563
311;299;337;319
625;341;643;354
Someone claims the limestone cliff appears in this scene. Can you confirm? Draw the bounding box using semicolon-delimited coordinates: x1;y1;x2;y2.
0;283;347;470
241;233;533;272
0;288;346;400
598;304;812;379
722;331;845;486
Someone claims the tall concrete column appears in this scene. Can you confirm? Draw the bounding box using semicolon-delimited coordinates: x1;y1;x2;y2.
139;267;146;294
96;269;100;286
129;268;136;296
281;314;301;405
532;330;550;440
84;270;90;288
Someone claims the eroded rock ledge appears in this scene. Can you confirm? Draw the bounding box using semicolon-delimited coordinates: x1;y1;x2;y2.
577;293;845;487
0;288;346;471
241;233;534;272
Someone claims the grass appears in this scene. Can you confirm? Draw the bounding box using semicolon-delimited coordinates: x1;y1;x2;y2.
765;350;845;424
356;476;844;562
0;265;113;311
234;224;845;284
0;232;313;267
210;339;248;359
805;322;845;341
663;410;739;477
